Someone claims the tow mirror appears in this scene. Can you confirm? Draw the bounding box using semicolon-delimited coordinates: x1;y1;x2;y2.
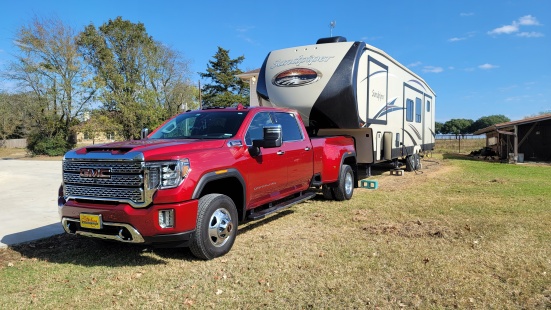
249;124;283;156
260;124;282;148
141;128;149;139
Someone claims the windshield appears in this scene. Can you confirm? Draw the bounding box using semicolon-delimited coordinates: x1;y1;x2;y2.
149;111;249;139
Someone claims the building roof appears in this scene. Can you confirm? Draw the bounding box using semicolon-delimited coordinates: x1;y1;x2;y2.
235;68;260;79
474;113;551;135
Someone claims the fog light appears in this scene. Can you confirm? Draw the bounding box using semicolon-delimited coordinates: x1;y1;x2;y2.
159;209;174;228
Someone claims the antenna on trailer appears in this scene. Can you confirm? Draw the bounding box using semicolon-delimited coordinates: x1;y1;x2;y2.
329;21;336;37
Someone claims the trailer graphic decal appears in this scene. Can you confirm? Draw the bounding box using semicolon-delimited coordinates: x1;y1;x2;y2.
408;124;422;140
272;68;322;87
373;98;402;119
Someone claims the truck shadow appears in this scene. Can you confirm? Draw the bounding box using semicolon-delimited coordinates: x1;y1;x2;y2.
8;233;191;267
8;211;299;265
237;210;294;236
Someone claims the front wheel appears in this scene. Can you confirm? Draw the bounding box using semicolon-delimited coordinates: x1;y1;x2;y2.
190;194;238;260
333;164;354;201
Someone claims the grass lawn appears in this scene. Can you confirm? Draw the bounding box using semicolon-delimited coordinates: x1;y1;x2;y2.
1;153;550;309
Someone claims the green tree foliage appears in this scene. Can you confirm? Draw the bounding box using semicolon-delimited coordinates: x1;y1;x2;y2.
199;47;249;107
469;115;510;133
435;122;444;134
3;16;95;154
77;17;194;139
441;118;474;135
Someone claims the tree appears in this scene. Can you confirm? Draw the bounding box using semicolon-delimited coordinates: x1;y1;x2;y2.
3;16;95;154
77;17;194;139
199;47;248;107
0;92;32;141
469;115;510;133
435;122;444;134
441;118;474;135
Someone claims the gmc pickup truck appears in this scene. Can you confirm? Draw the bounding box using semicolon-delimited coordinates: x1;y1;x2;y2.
59;105;357;259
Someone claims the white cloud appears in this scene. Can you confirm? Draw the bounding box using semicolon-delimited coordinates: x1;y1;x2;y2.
479;63;499;70
448;37;466;42
488;15;543;37
423;66;443;73
460;12;474;17
407;61;422;67
517;31;544;38
518;15;540;26
448;32;476;42
489;24;519;35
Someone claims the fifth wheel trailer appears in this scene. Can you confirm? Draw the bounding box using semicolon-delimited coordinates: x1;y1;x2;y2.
256;36;436;171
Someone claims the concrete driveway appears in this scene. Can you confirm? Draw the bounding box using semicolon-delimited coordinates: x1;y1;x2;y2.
0;160;64;248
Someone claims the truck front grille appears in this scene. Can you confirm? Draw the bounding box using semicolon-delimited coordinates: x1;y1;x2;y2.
62;156;153;208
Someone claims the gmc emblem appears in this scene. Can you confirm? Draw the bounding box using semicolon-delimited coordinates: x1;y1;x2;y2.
272;68;321;87
80;168;112;179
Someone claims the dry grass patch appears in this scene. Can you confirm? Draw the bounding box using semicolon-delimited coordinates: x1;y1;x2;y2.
1;155;550;309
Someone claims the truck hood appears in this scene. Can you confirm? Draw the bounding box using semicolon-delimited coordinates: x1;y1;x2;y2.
72;139;227;160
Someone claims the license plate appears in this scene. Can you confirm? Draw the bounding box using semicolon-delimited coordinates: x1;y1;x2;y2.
80;213;102;229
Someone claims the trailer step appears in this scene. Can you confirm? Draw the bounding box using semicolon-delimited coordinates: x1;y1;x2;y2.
390;169;404;176
247;192;317;221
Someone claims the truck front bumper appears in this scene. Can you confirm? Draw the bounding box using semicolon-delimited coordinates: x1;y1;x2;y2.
59;198;199;247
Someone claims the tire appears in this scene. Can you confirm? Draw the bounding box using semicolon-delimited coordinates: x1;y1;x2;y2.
322;184;335;200
333;164;354;201
405;154;420;172
190;194;238;260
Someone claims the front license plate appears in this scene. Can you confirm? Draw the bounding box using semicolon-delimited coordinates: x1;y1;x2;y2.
80;213;102;229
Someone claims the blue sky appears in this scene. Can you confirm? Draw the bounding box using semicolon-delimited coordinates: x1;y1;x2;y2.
0;0;549;122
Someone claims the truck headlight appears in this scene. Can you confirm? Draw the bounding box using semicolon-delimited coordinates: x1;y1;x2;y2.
146;159;190;190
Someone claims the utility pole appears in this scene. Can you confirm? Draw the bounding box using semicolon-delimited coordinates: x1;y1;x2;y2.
198;80;202;109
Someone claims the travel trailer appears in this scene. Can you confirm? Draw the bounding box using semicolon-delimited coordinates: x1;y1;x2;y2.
256;36;436;171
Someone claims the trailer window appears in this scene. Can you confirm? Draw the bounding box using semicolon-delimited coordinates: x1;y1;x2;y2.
415;98;422;123
426;100;431;112
406;99;414;122
274;112;304;142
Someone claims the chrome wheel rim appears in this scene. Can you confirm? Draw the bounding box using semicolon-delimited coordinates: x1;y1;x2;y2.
208;208;233;247
344;171;353;196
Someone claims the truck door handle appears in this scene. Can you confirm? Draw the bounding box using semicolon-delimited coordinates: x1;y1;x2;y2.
277;151;285;155
304;147;311;151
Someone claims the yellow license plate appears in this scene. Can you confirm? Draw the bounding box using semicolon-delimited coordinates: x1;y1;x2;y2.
80;213;102;229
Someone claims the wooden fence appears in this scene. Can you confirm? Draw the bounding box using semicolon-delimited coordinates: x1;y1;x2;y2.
1;139;27;148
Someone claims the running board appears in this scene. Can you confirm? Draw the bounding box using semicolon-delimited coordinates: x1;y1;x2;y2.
247;192;317;221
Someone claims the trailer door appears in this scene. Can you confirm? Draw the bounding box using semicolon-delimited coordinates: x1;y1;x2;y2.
423;95;434;149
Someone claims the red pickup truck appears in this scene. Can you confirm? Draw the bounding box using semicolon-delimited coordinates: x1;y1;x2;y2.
58;105;357;259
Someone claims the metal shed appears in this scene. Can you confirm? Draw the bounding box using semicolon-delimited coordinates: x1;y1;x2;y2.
474;114;551;163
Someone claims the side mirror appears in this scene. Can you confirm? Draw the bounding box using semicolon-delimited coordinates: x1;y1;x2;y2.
249;124;283;156
141;128;149;139
264;124;283;147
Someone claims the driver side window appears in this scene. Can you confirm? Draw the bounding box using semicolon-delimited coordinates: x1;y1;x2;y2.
245;112;273;146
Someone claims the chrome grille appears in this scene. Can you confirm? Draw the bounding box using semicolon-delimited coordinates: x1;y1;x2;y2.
63;161;143;174
64;184;144;202
63;157;150;207
63;173;143;187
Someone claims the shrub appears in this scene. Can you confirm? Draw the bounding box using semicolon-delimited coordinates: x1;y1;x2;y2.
27;132;74;156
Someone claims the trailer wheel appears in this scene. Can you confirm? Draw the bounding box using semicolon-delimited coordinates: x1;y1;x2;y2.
405;154;420;172
333;164;354;201
190;194;238;260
